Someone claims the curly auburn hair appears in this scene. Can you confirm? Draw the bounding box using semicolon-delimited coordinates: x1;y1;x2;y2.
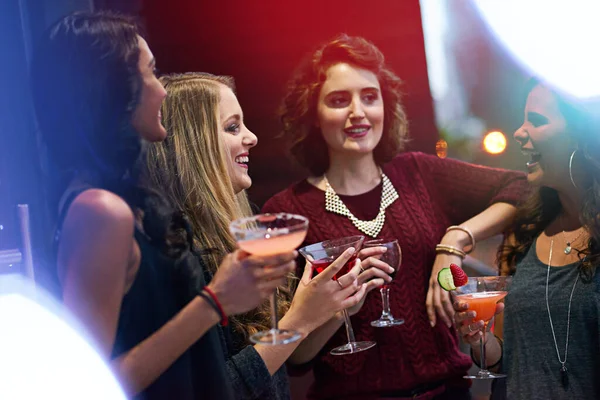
498;78;600;280
280;34;409;176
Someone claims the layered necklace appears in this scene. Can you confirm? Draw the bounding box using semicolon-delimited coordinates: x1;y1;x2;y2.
323;171;399;238
545;237;579;389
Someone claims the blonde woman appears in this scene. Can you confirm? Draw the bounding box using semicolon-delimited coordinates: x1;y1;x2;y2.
146;73;388;400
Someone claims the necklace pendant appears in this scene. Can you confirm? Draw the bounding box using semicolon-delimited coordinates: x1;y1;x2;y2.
560;365;569;389
564;243;572;255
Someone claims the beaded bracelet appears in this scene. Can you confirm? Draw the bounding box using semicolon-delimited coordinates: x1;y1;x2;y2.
199;287;228;327
446;225;476;254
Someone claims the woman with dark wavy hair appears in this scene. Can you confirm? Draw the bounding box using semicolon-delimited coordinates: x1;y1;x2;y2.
262;34;528;399
455;79;600;399
30;11;295;399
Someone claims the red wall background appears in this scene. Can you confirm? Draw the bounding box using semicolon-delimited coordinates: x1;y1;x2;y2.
142;0;438;206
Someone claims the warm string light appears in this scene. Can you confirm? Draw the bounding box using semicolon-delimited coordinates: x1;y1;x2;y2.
483;131;507;155
435;139;448;158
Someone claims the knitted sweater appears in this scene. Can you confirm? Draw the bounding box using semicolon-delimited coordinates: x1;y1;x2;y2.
262;152;528;399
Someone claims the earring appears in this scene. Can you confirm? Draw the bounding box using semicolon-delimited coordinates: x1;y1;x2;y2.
569;149;578;189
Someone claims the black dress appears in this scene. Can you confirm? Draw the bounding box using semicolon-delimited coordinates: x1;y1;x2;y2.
55;180;233;399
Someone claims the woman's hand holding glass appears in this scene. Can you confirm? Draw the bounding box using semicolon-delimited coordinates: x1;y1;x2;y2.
345;246;392;317
453;299;504;346
206;249;296;316
285;248;367;335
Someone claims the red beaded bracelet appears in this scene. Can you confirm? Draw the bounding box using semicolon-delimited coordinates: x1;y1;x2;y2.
202;287;228;327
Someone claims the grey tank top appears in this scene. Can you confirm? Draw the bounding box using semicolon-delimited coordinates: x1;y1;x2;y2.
500;238;600;399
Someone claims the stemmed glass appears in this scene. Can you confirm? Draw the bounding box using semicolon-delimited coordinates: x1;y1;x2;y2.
229;213;308;345
454;276;511;379
299;235;377;355
363;239;404;327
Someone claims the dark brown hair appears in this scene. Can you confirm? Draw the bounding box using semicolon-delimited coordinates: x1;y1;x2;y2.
498;78;600;279
280;34;409;176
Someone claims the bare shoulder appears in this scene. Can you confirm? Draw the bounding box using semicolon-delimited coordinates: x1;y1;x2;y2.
58;189;136;281
66;189;134;231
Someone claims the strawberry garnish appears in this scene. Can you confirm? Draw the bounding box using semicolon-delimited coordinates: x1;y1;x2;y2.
450;263;468;287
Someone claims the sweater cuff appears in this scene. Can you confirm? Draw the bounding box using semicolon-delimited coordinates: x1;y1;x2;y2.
228;345;272;398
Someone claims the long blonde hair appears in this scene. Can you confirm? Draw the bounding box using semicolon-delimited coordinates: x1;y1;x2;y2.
146;72;290;340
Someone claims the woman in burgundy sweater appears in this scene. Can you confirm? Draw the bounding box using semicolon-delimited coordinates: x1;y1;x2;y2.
262;34;528;399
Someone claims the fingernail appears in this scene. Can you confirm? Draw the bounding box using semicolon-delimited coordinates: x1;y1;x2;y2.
380;247;387;252
447;322;452;328
430;321;435;327
348;247;356;254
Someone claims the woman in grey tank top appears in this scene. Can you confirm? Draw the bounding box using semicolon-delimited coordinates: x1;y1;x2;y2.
453;78;600;400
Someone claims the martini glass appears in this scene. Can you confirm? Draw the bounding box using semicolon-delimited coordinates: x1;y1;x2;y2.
229;213;308;345
299;235;377;355
454;276;511;379
363;239;404;327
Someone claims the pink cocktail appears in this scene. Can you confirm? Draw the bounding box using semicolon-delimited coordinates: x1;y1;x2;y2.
230;213;308;345
454;276;511;380
237;230;307;256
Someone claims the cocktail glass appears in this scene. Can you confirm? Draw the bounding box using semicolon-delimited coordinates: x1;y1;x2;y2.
229;213;308;345
363;239;404;327
454;276;511;379
299;235;377;355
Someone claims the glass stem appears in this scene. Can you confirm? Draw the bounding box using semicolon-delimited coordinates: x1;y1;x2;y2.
380;287;392;319
479;322;488;373
270;292;278;330
342;309;356;343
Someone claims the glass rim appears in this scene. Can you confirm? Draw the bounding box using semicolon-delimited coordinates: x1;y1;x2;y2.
298;235;364;256
363;238;399;246
229;213;308;234
453;275;512;295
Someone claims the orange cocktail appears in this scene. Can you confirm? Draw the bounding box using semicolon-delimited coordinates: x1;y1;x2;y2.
453;276;511;380
456;291;507;322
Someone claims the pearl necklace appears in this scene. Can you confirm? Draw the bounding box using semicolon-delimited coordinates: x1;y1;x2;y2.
323;173;399;238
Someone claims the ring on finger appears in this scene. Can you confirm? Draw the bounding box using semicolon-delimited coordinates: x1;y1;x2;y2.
336;279;344;289
359;266;365;273
467;324;474;333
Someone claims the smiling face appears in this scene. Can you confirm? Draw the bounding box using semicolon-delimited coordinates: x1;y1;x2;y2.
316;63;384;159
513;84;576;189
219;84;257;194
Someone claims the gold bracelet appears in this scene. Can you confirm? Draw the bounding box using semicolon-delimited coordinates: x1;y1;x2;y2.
446;225;476;254
435;244;467;259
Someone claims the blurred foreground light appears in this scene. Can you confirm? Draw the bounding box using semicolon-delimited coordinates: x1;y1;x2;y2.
483;131;507;155
472;0;600;99
435;139;448;158
0;275;126;400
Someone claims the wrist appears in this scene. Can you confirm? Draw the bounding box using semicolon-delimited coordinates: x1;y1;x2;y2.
202;286;229;326
193;296;221;326
278;312;310;339
441;230;471;250
206;283;232;316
